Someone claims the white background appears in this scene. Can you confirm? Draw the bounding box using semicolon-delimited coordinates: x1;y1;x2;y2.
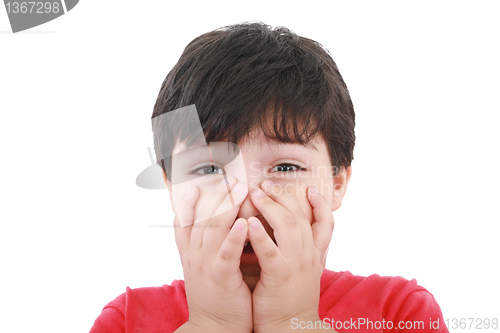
1;1;499;332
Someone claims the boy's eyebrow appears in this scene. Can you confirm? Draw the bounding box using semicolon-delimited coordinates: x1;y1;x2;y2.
175;140;318;159
303;141;318;151
175;145;210;158
267;139;319;152
178;145;200;154
175;143;240;161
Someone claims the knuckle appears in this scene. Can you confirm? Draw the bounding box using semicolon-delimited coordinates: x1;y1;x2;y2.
282;214;297;226
263;247;278;261
226;233;240;247
218;249;232;262
328;217;335;230
206;216;222;228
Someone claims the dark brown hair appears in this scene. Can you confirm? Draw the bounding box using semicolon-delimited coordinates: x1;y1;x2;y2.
152;22;355;181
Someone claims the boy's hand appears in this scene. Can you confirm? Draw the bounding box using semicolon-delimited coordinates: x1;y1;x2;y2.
248;181;334;333
174;177;252;333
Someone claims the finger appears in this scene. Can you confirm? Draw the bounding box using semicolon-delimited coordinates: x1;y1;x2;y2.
173;185;199;255
260;180;313;249
250;187;302;254
203;180;249;254
212;180;248;218
190;175;236;250
177;184;200;227
308;186;335;255
194;175;237;224
173;214;192;257
247;217;285;277
261;180;307;221
214;218;248;284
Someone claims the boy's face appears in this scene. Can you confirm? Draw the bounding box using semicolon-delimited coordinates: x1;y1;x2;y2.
165;129;351;289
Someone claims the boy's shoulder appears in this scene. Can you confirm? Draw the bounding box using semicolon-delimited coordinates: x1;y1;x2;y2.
320;270;446;330
106;278;187;313
321;269;432;299
90;279;188;333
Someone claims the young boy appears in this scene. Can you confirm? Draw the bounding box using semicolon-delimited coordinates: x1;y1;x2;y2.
90;22;447;332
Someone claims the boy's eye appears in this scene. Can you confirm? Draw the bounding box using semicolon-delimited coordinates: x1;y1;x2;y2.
269;163;305;172
190;165;225;175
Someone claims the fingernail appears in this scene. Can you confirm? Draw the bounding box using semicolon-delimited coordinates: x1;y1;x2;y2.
233;182;244;193
263;179;274;188
252;188;265;197
235;219;245;231
309;186;318;195
187;185;194;193
249;217;260;229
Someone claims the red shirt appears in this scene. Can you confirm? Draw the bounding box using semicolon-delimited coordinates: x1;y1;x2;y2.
89;269;448;332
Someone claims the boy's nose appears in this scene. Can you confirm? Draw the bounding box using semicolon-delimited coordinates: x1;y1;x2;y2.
226;154;266;220
235;182;262;220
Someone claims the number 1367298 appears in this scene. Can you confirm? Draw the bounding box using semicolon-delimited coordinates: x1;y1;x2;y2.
445;318;498;330
5;2;60;14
